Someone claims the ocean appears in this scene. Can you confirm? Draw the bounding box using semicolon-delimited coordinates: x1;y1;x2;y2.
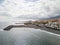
0;21;60;45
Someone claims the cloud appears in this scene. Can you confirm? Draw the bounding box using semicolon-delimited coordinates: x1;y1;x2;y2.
0;6;11;17
25;0;39;2
0;0;4;4
0;0;60;20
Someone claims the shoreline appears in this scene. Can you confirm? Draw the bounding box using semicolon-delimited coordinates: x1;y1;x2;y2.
3;24;60;35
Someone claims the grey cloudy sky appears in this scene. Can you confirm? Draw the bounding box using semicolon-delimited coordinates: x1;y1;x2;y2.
0;0;60;20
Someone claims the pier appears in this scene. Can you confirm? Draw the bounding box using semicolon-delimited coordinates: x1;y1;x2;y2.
3;25;42;30
3;25;27;30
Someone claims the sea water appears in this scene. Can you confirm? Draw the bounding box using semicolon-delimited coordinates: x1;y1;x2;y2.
0;21;60;45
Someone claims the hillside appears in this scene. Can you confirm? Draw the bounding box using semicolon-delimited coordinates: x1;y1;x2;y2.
24;18;60;30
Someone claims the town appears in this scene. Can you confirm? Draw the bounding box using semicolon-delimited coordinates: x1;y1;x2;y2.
24;18;60;30
3;18;60;31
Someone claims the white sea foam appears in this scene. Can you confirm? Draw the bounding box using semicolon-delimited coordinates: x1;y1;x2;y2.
39;29;60;36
